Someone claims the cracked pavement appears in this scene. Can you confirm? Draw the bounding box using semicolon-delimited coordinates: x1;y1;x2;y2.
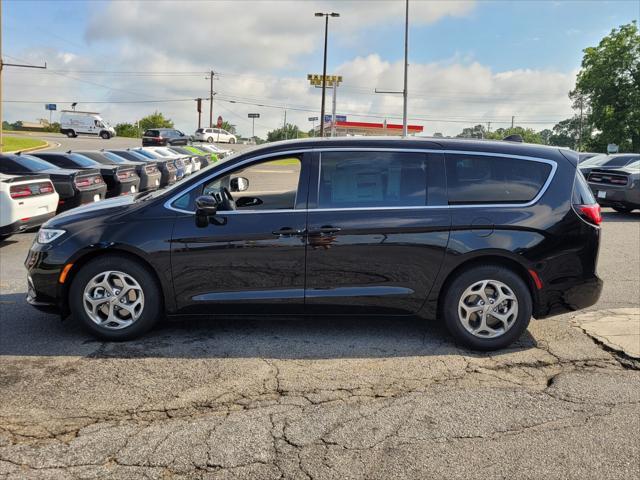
1;210;639;479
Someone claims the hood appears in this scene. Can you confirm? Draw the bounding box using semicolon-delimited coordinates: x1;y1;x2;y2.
44;194;138;228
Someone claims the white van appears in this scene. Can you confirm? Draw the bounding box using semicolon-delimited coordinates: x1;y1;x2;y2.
60;111;116;139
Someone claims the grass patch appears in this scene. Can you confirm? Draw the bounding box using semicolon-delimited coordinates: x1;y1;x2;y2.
2;136;47;153
269;158;299;166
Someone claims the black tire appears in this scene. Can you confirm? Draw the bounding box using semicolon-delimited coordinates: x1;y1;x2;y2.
100;131;111;140
612;206;634;213
441;265;532;351
207;137;214;143
69;254;162;340
66;130;76;138
229;138;236;144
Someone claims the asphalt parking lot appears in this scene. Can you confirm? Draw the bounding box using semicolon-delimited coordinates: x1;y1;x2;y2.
0;209;639;479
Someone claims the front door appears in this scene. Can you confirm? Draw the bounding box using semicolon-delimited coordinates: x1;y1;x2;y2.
170;153;310;315
304;149;450;315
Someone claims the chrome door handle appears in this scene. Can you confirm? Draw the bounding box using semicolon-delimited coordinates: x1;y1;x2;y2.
272;227;305;237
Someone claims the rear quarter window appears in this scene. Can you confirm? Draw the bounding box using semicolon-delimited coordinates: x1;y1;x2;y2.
446;154;552;204
144;130;160;137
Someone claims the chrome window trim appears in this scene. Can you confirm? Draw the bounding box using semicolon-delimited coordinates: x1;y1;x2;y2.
164;147;558;214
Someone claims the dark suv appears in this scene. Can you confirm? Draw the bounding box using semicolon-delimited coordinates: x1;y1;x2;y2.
25;137;603;350
142;128;189;147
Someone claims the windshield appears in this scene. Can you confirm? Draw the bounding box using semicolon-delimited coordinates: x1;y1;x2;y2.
580;154;611;167
67;153;100;167
626;160;640;170
15;154;57;171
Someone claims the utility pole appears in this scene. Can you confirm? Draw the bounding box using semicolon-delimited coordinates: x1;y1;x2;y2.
196;98;202;130
315;12;340;137
330;82;338;137
487;121;491;133
375;0;410;137
402;0;409;136
511;116;515;129
0;0;47;152
205;70;216;128
283;108;287;140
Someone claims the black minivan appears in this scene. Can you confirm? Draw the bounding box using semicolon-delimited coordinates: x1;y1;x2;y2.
25;137;603;350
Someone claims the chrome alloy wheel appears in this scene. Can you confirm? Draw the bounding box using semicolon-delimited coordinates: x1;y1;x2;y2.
457;279;518;339
82;271;144;330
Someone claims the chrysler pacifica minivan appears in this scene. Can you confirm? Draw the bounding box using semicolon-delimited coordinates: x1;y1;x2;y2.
25;137;602;350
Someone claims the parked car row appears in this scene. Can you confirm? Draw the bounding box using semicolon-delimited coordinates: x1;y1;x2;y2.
0;147;219;240
578;153;640;213
141;128;238;147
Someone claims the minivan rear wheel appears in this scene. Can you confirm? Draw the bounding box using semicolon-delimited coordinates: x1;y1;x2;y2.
66;130;76;138
69;255;162;340
442;265;532;350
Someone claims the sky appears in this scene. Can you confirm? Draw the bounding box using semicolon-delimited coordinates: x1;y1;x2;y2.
2;0;639;138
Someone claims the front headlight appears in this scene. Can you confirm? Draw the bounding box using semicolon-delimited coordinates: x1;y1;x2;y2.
37;228;66;244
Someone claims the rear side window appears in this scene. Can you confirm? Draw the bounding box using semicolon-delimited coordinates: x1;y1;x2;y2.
318;151;428;208
573;170;596;205
446;154;552;204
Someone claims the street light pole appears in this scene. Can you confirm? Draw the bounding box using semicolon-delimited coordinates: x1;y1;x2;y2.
402;0;409;137
316;12;339;138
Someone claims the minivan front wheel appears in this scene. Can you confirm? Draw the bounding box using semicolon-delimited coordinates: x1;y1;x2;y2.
70;255;161;340
442;265;532;350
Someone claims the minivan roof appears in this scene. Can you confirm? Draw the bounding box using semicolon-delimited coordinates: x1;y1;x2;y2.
231;136;573;163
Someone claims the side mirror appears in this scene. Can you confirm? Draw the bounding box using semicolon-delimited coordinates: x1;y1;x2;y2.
230;177;249;192
195;195;219;227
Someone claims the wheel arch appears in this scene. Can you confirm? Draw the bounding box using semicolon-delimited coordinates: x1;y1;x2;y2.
59;246;173;317
434;252;539;321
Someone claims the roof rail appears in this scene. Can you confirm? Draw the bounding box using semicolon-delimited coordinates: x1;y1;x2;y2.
503;134;524;143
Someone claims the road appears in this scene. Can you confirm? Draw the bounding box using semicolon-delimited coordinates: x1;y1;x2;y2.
23;132;251;154
0;210;639;479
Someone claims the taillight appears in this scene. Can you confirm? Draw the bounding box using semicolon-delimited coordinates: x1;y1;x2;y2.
75;175;103;189
145;165;158;174
577;204;602;226
611;178;628;185
39;182;55;194
117;171;132;180
9;185;32;199
9;181;54;198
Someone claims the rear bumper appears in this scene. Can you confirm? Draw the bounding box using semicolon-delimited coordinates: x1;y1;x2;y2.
139;173;162;192
535;275;603;319
589;185;640;209
107;178;141;198
0;211;56;236
59;187;107;212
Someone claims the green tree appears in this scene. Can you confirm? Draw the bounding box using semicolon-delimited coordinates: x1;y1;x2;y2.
539;129;553;145
219;121;236;134
115;123;141;138
266;124;305;142
456;124;486;139
572;22;640;152
546;116;593;149
485;126;543;144
138;111;174;132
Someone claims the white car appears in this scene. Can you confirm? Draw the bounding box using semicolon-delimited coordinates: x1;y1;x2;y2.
193;128;237;144
0;174;59;241
140;147;193;175
194;143;231;158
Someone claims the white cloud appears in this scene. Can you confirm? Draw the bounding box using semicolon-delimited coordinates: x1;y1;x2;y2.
3;0;577;138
